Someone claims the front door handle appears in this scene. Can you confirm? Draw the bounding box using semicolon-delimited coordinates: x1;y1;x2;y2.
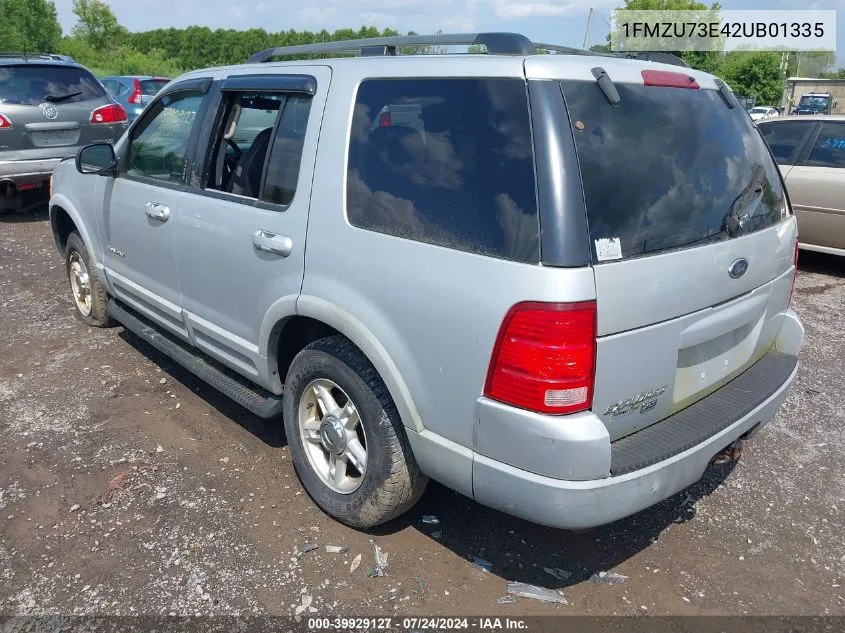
145;202;170;222
252;230;293;257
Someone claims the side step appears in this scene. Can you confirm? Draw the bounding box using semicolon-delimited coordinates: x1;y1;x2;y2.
107;299;283;419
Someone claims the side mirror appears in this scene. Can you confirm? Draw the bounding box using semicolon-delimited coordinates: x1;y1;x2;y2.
76;143;117;176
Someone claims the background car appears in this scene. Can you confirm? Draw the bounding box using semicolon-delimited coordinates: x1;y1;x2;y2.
758;115;845;256
100;75;170;121
0;53;127;214
748;106;779;121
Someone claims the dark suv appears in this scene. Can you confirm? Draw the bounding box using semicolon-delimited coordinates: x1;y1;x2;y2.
0;54;127;214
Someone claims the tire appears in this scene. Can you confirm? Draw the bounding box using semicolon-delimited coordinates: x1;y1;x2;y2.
283;335;427;528
65;231;113;327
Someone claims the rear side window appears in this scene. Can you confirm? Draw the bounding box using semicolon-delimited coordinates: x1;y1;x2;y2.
562;80;788;262
759;121;814;164
800;122;845;168
140;79;169;96
0;65;106;105
347;78;539;263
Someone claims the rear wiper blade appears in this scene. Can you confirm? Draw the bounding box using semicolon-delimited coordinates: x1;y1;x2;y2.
43;91;81;103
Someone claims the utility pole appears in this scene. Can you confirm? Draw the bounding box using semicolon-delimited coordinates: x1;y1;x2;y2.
583;8;593;49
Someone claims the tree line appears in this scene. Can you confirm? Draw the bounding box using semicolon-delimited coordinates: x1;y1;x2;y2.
1;0;842;107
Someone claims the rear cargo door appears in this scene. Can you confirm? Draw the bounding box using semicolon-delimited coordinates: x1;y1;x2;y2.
558;69;797;441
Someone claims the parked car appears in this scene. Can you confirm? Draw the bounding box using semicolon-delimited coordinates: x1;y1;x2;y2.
0;53;127;214
49;33;804;530
748;105;779;121
100;75;170;121
758;115;845;257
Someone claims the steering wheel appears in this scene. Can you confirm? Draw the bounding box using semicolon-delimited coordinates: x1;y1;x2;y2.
221;139;243;189
227;139;243;160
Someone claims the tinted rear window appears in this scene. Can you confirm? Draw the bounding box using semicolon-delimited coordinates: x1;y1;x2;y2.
562;80;788;262
347;78;539;263
140;79;169;96
0;65;106;105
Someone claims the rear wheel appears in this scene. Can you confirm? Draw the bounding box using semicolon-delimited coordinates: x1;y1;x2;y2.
65;232;112;327
283;336;427;528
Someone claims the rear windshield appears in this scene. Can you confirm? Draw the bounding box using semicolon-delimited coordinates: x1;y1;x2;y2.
0;65;106;105
140;79;168;96
562;80;788;262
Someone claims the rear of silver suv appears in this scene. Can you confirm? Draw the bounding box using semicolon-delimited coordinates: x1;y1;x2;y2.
0;56;126;213
49;35;803;530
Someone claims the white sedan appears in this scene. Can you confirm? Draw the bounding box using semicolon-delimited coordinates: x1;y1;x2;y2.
748;106;779;121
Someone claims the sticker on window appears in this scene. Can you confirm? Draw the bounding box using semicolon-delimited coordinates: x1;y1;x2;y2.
595;237;623;261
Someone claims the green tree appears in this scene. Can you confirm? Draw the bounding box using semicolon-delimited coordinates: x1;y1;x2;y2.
0;0;62;53
71;0;126;51
718;51;783;105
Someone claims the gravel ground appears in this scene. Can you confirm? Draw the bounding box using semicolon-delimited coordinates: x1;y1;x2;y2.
1;209;843;617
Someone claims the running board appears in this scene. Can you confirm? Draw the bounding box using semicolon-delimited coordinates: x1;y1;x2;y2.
107;299;283;419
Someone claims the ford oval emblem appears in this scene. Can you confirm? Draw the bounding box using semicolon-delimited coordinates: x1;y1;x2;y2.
729;258;749;279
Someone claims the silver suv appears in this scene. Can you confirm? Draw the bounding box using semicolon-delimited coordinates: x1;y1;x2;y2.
49;33;804;530
0;54;127;214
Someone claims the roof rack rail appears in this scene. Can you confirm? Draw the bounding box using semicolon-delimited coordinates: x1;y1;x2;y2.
246;32;689;68
0;52;75;61
247;32;535;63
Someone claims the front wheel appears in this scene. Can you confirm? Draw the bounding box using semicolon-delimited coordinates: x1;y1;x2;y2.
65;231;112;327
283;336;427;528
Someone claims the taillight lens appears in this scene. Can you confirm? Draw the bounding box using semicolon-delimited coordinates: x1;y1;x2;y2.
128;79;142;104
91;104;128;124
788;239;799;306
0;114;12;129
485;301;597;415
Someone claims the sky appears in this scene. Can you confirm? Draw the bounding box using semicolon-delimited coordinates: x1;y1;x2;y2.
52;0;845;67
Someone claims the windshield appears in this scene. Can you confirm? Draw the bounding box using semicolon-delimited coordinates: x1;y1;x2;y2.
799;96;829;107
0;65;106;105
749;107;768;113
562;80;788;262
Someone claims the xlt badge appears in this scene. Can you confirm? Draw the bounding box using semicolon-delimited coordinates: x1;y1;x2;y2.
605;385;667;417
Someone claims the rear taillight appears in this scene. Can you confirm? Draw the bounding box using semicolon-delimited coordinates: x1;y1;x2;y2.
788;239;799;306
0;114;11;129
90;104;128;124
485;301;597;415
128;78;142;105
378;111;391;127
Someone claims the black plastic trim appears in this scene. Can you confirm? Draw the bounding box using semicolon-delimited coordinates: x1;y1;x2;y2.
610;352;798;476
159;77;212;98
222;74;317;94
527;79;591;267
108;299;283;419
474;32;535;55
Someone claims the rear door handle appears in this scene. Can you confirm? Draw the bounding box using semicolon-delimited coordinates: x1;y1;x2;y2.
145;202;170;222
252;230;293;257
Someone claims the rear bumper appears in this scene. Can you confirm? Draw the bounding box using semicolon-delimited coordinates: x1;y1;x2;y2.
467;311;803;530
0;158;63;183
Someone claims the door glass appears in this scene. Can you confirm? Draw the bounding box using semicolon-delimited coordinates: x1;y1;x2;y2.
262;95;312;205
759;121;814;164
801;122;845;168
125;91;204;183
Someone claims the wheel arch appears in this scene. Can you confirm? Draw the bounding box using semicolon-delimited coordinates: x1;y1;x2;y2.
261;295;425;433
49;195;101;270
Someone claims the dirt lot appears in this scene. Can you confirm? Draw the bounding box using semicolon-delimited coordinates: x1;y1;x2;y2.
1;209;843;618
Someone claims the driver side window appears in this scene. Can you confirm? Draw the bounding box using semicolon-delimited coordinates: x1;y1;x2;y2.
125;91;205;183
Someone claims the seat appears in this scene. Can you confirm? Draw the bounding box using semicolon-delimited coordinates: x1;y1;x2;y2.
228;127;273;198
